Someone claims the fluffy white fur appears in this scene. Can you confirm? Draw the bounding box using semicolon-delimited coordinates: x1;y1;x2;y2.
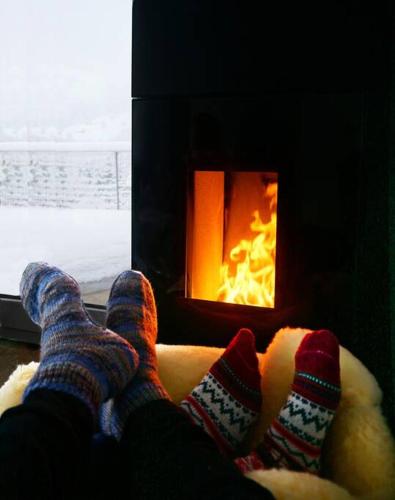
246;468;354;500
0;361;39;416
0;328;394;499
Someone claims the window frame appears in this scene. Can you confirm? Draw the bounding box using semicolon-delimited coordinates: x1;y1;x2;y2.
0;294;106;345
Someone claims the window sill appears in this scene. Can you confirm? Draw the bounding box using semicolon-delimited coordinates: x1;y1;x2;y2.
0;296;106;346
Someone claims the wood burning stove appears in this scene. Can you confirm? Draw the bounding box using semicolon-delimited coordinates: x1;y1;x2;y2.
132;1;394;424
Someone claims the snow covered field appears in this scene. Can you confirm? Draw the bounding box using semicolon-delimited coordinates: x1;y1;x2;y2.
0;206;131;303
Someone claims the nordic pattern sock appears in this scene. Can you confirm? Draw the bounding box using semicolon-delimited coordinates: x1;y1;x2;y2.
100;270;169;440
20;263;139;416
238;330;341;474
179;328;262;457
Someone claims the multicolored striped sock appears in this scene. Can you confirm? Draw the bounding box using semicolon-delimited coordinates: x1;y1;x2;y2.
180;328;262;457
100;270;169;440
235;330;341;474
20;263;139;416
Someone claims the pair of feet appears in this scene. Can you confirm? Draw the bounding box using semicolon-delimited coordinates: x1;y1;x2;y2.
180;327;341;476
237;329;341;474
21;262;168;440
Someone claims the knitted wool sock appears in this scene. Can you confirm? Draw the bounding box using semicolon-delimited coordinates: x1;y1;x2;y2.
234;451;268;474
100;270;169;440
179;328;262;457
21;263;139;416
234;330;341;474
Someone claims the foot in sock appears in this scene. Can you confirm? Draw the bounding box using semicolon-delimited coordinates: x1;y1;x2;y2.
235;330;341;475
20;262;139;416
180;328;262;457
100;270;169;440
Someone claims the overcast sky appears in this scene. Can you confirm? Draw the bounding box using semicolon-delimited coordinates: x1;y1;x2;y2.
0;0;131;138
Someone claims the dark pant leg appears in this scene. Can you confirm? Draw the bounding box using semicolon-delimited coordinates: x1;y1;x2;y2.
88;433;123;500
0;389;93;500
120;399;275;500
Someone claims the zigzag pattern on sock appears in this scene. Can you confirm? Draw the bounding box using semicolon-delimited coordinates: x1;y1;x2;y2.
259;330;341;474
180;329;262;456
280;393;336;434
183;374;258;431
181;374;258;452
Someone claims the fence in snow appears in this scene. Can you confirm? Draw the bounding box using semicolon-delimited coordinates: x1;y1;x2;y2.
0;142;131;210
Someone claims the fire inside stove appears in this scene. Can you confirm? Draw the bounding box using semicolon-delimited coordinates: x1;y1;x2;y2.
186;171;278;308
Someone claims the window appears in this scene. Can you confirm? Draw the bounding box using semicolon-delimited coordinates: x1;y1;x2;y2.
0;0;132;308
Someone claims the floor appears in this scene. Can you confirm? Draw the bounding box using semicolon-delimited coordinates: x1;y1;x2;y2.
0;339;39;387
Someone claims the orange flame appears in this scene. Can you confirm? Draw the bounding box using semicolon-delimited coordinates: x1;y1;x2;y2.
216;182;277;307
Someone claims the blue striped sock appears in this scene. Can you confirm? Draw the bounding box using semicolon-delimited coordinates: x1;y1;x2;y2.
20;263;139;416
100;270;169;440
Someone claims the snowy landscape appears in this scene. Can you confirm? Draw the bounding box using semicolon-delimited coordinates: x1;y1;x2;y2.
0;206;131;303
0;0;133;303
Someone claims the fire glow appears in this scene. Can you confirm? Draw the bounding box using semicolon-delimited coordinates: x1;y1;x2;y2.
187;171;278;309
217;182;277;307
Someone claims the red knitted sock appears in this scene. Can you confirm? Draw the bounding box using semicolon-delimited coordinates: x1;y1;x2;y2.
180;328;262;456
236;330;341;475
234;451;268;474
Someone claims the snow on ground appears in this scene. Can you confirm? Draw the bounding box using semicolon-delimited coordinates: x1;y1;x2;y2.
0;206;131;300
